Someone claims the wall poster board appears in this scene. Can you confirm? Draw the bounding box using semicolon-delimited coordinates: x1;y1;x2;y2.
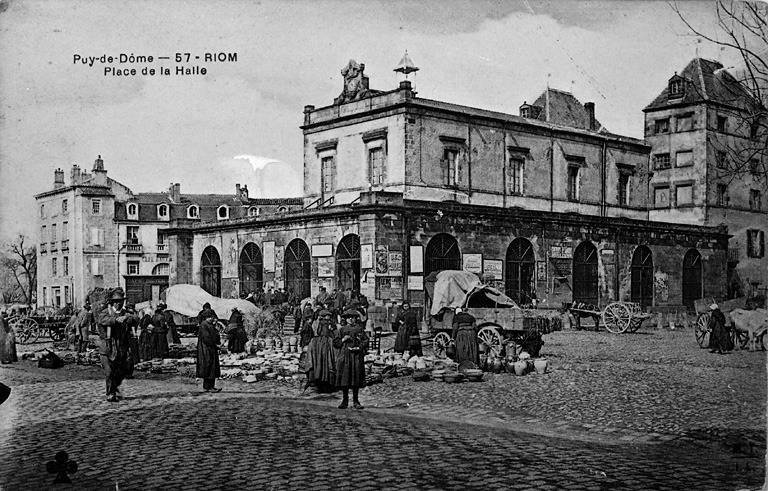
407;275;424;290
317;256;335;277
361;244;374;269
483;259;503;280
462;253;483;274
388;251;403;276
311;243;333;257
409;245;423;273
263;241;276;272
375;246;389;275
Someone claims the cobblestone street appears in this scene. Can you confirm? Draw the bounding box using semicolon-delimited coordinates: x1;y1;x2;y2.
0;328;765;490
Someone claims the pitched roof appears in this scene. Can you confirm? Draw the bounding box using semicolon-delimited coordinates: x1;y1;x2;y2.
644;58;755;111
527;88;608;133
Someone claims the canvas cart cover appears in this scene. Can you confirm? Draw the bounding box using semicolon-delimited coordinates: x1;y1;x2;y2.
161;284;261;319
425;270;518;316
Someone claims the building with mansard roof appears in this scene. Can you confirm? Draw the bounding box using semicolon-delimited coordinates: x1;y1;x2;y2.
163;59;728;317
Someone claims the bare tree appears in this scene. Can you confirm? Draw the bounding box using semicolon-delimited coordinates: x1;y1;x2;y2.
673;0;767;182
3;235;37;306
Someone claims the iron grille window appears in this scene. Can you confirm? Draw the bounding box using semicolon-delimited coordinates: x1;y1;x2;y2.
653;153;670;170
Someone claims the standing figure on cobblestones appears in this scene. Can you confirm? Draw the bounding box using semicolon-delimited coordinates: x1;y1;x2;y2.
72;302;95;364
334;309;369;409
164;306;181;346
299;301;315;348
150;305;169;359
708;304;733;354
96;289;132;402
394;302;421;356
226;308;248;354
305;309;337;392
451;308;479;366
124;304;140;379
0;312;18;364
138;307;154;361
197;309;222;393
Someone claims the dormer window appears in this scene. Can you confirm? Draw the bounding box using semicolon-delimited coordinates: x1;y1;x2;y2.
127;203;138;219
157;204;169;219
217;205;229;220
277;206;288;213
248;206;260;217
668;75;685;99
187;205;199;219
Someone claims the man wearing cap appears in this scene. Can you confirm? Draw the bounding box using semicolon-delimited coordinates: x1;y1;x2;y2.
196;308;222;392
707;303;733;354
334;309;369;409
96;288;134;402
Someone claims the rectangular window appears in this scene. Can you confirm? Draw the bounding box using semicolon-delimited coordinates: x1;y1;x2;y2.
321;156;335;194
52;257;57;277
53;287;61;308
676;150;693;167
368;147;385;186
676;114;693;132
41;225;46;243
654;186;670;208
62;199;68;214
90;227;104;246
91;198;101;214
157;230;165;245
655;119;670;134
618;173;630;206
509;157;524;195
676;184;693;206
442;149;459;186
750;189;763;211
91;258;102;276
62;221;68;238
51;224;57;241
750;159;760;175
43;287;47;307
653;153;671;170
126;226;139;245
747;229;765;258
127;261;140;275
40;204;46;218
717;184;728;206
716;151;727;169
64;286;70;304
63;256;69;276
717;116;728;132
567;166;580;201
669;79;684;98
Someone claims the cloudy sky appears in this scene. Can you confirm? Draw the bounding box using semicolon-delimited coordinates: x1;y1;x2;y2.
0;0;742;244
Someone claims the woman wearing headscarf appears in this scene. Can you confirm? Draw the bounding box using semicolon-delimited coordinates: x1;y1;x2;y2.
394;302;417;354
451;308;479;365
196;309;222;393
708;303;733;354
226;308;248;353
305;309;337;393
138;307;154;361
334;309;369;409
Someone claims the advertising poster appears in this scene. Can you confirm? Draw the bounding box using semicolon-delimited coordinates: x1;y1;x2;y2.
311;243;333;257
462;253;483;274
407;275;424;290
361;244;374;269
375;245;389;275
409;245;423;273
483;259;503;280
263;241;275;272
388;251;403;276
274;245;285;279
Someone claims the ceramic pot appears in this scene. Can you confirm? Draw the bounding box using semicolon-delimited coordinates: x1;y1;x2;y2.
479;354;488;370
492;358;503;374
533;358;548;374
513;360;528;376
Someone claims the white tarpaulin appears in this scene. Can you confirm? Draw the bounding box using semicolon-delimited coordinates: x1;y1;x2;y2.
426;270;518;316
162;284;261;320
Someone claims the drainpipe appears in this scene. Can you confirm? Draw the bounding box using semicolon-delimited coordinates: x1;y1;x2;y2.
549;132;555;212
502;131;507;208
601;139;607;217
467;123;472;203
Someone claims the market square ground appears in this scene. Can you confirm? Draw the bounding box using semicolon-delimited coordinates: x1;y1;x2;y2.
0;328;765;490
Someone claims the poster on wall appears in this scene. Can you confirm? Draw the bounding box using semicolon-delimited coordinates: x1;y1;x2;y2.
407;275;424;290
462;253;483;274
311;244;333;257
483;260;503;280
375;246;389;275
274;245;285;279
550;244;573;259
317;257;335;277
361;244;374;269
409;245;423;273
536;261;547;283
263;241;275;272
388;251;403;276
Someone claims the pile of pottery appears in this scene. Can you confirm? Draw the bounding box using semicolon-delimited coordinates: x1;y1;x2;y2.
478;350;550;376
221;348;304;383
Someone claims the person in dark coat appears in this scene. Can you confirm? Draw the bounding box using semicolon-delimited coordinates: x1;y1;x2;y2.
96;289;132;402
334;309;369;409
197;302;217;325
163;305;181;345
708;304;733;354
394;302;419;354
124;304;141;378
299;302;315;348
196;309;222;392
226;308;248;353
138;307;154;361
73;302;95;364
305;309;337;392
0;313;18;364
451;308;479;365
149;305;169;359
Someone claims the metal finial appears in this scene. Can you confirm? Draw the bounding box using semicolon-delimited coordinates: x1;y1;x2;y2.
394;51;419;79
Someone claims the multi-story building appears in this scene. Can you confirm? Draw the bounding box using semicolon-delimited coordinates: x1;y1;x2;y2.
644;58;768;299
165;60;729;313
35;157;302;307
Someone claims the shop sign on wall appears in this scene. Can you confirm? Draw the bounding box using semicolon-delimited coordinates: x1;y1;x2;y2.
462;253;483;274
317;256;335;277
361;244;373;269
483;259;503;280
263;241;275;272
375;246;389;275
311;244;333;257
388;251;403;276
409;245;423;273
549;244;573;259
407;275;424;290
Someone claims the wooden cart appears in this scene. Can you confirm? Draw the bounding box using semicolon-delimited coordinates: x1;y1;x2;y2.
693;297;759;349
8;313;70;343
567;301;653;334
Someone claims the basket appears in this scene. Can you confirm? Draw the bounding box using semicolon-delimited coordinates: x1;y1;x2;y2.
458;361;478;374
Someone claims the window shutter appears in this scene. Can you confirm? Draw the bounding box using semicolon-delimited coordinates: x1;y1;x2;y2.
381;149;387;185
748;231;754;257
440;159;447;184
457;156;464;185
91;258;101;276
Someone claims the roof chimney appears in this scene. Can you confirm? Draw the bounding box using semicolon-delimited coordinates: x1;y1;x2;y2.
54;168;65;189
70;165;81;185
93;154;104;171
584;102;596;131
168;183;181;203
241;184;249;201
236;183;241;197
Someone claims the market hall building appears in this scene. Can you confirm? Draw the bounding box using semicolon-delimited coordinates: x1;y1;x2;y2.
165;59;729;315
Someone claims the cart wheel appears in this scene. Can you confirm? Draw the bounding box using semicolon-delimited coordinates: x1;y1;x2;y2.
477;325;503;358
13;317;40;343
602;302;631;334
49;327;66;342
695;313;711;348
432;332;451;359
731;328;750;350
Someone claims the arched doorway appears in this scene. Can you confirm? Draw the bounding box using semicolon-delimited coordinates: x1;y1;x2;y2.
201;246;221;297
336;234;360;293
631;246;654;308
285;239;311;300
572;241;598;305
505;238;535;305
682;249;702;309
239;242;263;296
425;233;461;275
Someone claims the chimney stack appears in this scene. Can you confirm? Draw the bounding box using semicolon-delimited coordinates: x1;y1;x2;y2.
236;183;241;197
584;102;596;131
93;154;104;171
168;183;181;203
54;168;65;189
70;165;81;185
303;105;315;126
241;184;249;201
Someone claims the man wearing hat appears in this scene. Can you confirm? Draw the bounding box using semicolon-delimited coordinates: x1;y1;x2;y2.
196;308;222;392
96;288;134;402
334;309;369;409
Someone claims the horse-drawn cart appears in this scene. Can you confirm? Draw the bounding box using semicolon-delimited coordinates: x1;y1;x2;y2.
425;271;562;359
692;297;761;349
8;312;70;343
566;301;653;334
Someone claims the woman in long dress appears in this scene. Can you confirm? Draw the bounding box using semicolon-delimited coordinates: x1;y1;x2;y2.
226;308;247;354
394;302;418;354
196;309;222;392
451;308;479;365
334;309;369;409
149;306;169;359
305;309;337;392
708;304;733;354
0;314;18;364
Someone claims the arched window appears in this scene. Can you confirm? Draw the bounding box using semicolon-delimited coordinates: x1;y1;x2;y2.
285;239;311;300
336;234;361;293
631;246;654;308
152;263;170;276
248;206;260;217
277;206;288;213
682;249;702;309
424;233;461;275
239;242;263;296
187;205;199;219
217;205;229;220
201;246;221;297
127;203;138;217
157;204;168;218
505;238;535;305
573;241;598;305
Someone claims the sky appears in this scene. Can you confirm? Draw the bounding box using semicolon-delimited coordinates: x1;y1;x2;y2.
0;0;744;244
